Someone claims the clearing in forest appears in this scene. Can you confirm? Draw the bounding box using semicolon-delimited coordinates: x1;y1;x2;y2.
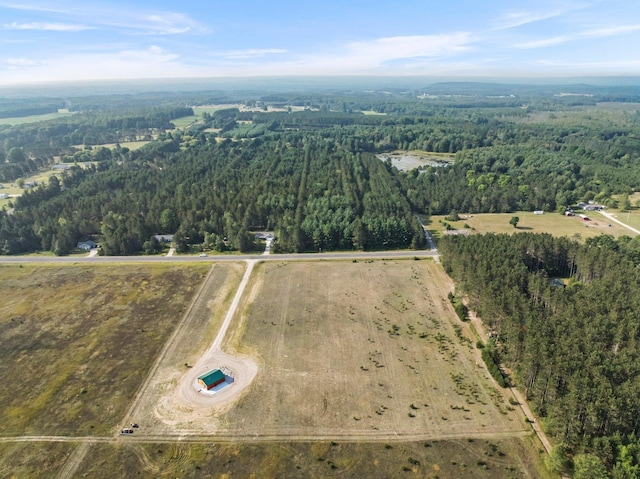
429;211;634;240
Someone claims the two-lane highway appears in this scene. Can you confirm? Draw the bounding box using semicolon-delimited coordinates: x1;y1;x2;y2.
0;249;439;264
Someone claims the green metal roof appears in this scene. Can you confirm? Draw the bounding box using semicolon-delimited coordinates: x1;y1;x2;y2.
198;369;225;386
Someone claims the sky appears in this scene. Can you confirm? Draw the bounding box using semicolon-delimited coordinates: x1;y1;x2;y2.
1;0;640;86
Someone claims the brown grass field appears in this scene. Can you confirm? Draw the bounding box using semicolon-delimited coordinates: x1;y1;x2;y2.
69;437;548;478
0;260;551;478
428;210;635;241
0;263;209;436
215;260;527;440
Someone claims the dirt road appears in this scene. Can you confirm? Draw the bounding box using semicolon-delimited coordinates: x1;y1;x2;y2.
467;308;553;453
174;260;258;410
599;210;640;235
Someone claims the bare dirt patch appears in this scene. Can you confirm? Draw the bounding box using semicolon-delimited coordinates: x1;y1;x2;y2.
377;150;454;171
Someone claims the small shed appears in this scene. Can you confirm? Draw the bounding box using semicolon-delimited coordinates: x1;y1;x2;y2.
198;369;225;390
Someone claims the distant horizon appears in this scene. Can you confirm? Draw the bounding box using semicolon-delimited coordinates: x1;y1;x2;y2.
1;1;640;87
2;74;640;97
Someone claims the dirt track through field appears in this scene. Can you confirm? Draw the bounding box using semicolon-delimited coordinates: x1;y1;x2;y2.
118;260;258;435
172;259;257;408
54;441;91;479
121;264;225;427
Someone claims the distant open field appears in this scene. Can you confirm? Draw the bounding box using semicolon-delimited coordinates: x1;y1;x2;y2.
428;211;635;241
1;163;99;208
0;110;74;126
77;140;151;151
0;263;209;436
603;208;640;232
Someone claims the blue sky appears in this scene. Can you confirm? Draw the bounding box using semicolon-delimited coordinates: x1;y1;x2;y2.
1;0;640;85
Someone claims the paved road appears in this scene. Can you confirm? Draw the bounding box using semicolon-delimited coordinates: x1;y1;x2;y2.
0;249;439;264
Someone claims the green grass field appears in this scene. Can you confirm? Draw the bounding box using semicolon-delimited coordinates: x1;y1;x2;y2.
0;110;75;126
427;211;635;242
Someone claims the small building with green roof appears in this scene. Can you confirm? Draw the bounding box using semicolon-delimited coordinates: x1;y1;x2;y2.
198;369;226;390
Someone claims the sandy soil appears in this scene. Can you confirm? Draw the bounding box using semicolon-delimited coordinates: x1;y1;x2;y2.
124;261;261;434
161;350;257;417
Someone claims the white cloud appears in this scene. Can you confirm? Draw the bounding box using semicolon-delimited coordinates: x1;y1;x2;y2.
583;24;640;37
223;49;287;59
514;35;571;49
514;23;640;49
286;33;474;74
347;34;472;62
492;4;586;30
0;45;190;84
4;57;40;68
0;1;206;35
0;1;68;14
4;21;92;31
139;13;201;35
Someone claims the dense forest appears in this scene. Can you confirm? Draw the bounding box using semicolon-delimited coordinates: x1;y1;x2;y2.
440;232;640;476
0;130;424;255
2;83;640;256
2;83;640;257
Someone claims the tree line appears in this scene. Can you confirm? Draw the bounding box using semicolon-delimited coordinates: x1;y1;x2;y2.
440;232;640;476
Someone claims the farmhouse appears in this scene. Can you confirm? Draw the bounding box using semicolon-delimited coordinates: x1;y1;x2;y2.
198;369;226;390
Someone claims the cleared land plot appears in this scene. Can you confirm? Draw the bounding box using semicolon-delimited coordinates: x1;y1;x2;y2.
428;211;634;241
72;140;151;151
377;150;454;171
72;437;546;478
0;263;209;436
0;110;74;126
124;262;246;434
604;207;640;233
204;259;528;439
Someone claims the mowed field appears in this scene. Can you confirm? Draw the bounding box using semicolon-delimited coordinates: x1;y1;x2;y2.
428;210;635;240
0;263;209;437
216;260;527;440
